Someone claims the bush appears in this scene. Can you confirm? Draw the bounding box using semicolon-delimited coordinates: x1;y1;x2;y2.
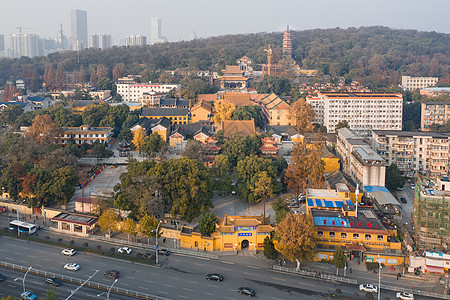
45;236;50;240
69;240;75;245
263;236;278;259
82;242;89;248
57;238;62;243
110;247;115;253
335;289;342;295
96;245;101;250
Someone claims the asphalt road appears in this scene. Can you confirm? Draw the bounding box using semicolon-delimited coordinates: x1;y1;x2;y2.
0;237;436;300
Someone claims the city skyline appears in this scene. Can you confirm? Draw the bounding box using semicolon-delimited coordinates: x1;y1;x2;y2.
0;0;449;50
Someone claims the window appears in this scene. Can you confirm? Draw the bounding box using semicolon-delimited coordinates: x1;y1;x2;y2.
74;225;83;233
341;233;347;239
317;231;323;237
353;233;359;239
365;234;371;240
62;223;70;231
377;235;383;241
329;232;335;238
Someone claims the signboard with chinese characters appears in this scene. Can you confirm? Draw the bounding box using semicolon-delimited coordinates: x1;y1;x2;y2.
238;232;252;237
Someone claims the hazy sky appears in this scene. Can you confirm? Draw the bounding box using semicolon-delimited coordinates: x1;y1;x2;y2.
1;0;449;47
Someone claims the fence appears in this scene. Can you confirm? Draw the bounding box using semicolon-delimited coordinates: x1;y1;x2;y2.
272;265;450;299
89;235;219;260
0;260;171;300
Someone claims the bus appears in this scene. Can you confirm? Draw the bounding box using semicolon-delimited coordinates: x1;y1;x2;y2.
9;220;37;235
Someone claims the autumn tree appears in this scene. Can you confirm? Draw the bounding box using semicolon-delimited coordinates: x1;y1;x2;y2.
121;218;138;242
182;139;203;160
26;114;62;144
235;155;277;203
284;141;325;198
332;247;347;276
54;62;65;91
90;69;98;86
78;66;86;87
212;100;235;125
139;214;159;240
132;127;146;154
275;213;316;268
96;64;108;79
98;209;120;237
335;120;349;131
198;212;216;236
112;63;126;81
288;98;316;134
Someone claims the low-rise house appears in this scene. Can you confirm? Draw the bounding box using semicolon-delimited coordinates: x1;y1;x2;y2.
140;107;189;125
169;121;214;150
191;100;213;123
58;125;114;145
258;93;291;126
220;120;256;138
130;117;171;141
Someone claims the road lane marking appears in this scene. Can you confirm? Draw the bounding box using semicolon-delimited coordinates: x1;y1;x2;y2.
43;258;52;261
138;286;148;290
163;283;174;287
178;296;189;299
271;277;286;281
218;267;232;271
158;291;168;294
203;292;214;296
28;255;37;258
0;249;6;252
128;276;136;279
247;265;260;269
224;297;235;300
183;288;194;292
187;280;198;284
222;261;234;265
228;289;235;292
207;284;218;288
121;283;130;286
144;280;154;283
168;276;179;280
243;272;257;276
192;262;206;266
272;297;284;300
4;257;12;260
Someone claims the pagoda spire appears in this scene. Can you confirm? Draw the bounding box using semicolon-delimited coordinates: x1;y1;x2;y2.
283;25;293;57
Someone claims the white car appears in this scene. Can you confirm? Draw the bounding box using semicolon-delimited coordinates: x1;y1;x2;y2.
118;247;132;255
359;284;378;293
61;248;76;256
396;292;414;300
64;263;80;271
410;184;415;189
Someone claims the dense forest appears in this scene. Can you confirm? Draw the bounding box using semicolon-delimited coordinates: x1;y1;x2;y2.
0;26;449;90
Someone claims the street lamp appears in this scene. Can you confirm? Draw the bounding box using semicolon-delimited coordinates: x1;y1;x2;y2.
16;200;26;237
14;266;32;293
97;278;118;300
377;255;382;300
152;220;163;265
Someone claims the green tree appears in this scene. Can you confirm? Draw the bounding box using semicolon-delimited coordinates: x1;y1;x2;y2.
271;197;290;224
263;236;278;259
91;141;113;159
198;212;217;236
222;135;248;168
335;120;349;132
232;106;264;128
403;120;416;131
95;77;113;91
332;247;347;276
49;166;78;206
142;132;164;158
98;209;120;237
275;213;316;268
82;103;110;127
385;164;405;190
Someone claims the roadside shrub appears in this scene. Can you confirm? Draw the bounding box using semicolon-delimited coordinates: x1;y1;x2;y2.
335;289;342;295
57;238;62;243
82;242;89;248
69;240;75;245
45;236;50;240
110;247;115;253
96;245;101;250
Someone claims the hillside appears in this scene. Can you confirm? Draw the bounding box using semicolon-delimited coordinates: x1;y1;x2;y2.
0;26;449;89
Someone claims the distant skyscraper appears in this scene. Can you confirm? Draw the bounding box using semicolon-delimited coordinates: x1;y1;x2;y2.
150;18;168;44
126;34;147;47
282;25;293;57
71;9;88;49
0;34;4;52
89;34;112;50
10;33;43;58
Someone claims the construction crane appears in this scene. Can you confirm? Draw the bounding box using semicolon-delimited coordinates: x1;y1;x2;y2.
16;25;34;35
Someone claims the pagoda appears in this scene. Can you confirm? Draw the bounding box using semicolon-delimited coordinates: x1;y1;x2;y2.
117;140;131;157
282;25;293;57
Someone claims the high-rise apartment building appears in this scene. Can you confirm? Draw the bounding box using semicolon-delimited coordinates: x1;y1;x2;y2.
306;96;324;125
421;102;450;131
71;9;88;49
10;33;43;58
320;92;403;137
0;34;4;52
125;34;147;47
151;18;161;44
401;76;438;91
371;130;450;176
89;34;111;50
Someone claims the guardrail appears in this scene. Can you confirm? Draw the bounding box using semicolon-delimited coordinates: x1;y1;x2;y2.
89;235;219;260
272;265;450;299
272;265;357;284
0;261;171;300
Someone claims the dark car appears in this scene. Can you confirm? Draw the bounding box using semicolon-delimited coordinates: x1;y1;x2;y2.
158;249;170;256
45;277;62;286
206;273;223;281
238;287;255;297
104;270;120;279
400;198;407;204
0;273;6;281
